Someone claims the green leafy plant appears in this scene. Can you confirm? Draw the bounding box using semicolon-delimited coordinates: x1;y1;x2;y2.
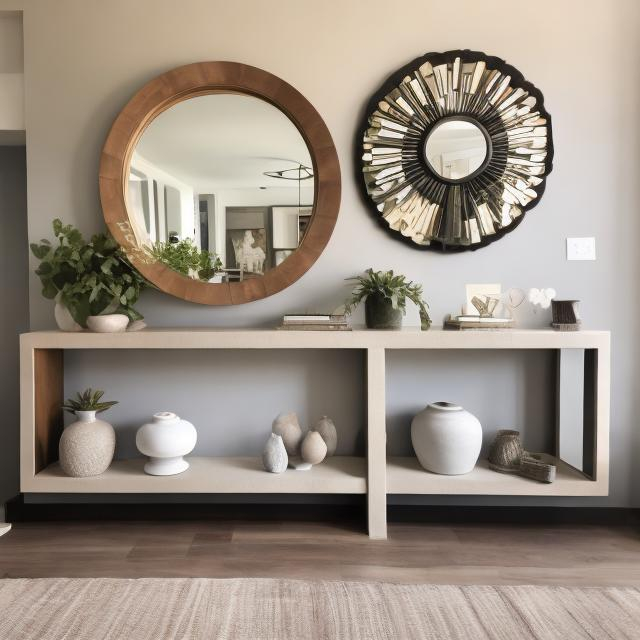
148;238;223;281
30;219;146;327
62;388;118;415
344;268;431;330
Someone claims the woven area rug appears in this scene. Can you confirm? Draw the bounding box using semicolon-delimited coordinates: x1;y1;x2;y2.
0;578;639;639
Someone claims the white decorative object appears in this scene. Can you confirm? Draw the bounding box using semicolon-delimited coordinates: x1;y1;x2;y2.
300;430;327;465
288;457;312;471
136;412;197;476
528;288;556;309
127;320;147;332
59;410;115;477
315;416;337;456
54;300;83;332
87;314;129;333
411;402;482;475
272;412;303;455
262;433;288;473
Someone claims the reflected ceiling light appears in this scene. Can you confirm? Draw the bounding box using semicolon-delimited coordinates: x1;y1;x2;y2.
263;164;313;180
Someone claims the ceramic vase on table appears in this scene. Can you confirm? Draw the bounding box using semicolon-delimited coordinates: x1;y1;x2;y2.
59;410;116;477
54;300;83;332
272;412;303;455
300;430;327;465
365;293;403;330
136;412;197;476
410;402;482;475
315;416;337;456
86;314;129;333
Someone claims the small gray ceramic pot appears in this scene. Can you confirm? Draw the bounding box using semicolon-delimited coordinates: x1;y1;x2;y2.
365;293;403;330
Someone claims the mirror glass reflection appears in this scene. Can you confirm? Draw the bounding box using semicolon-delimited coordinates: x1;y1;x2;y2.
424;119;488;181
127;93;314;283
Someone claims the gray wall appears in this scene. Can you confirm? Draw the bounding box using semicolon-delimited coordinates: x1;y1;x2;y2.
0;145;28;505
10;0;640;505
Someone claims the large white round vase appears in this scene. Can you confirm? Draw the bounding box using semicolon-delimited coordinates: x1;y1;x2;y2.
410;402;482;475
136;412;197;475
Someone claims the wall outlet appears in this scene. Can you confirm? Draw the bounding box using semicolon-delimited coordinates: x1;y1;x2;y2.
566;237;596;261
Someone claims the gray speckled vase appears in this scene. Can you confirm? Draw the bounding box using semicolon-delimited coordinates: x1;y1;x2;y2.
262;433;288;474
59;410;116;477
315;416;337;456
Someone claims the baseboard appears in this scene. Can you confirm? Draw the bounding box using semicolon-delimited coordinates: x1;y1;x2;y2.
5;495;639;526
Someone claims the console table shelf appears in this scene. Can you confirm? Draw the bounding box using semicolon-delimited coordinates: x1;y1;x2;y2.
387;455;603;496
20;328;610;539
25;456;367;494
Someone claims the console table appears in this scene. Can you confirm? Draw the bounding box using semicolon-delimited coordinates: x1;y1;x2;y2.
20;329;610;539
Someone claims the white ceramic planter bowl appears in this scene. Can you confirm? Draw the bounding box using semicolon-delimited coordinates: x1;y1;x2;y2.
411;401;482;475
136;412;197;476
87;314;130;333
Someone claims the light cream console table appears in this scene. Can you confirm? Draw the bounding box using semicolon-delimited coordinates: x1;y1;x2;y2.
20;329;610;539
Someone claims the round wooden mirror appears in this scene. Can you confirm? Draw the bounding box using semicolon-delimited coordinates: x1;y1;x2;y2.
100;62;341;305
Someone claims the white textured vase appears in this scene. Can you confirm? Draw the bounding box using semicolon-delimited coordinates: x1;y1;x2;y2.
300;430;327;465
59;410;115;477
411;402;482;475
136;412;197;476
54;301;83;332
262;433;288;473
315;416;337;456
272;412;303;456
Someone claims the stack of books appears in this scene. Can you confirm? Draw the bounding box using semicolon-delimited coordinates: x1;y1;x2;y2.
278;314;351;331
444;314;515;330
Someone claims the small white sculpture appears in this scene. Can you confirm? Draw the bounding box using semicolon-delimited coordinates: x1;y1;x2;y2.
272;412;303;455
528;288;556;309
262;433;288;473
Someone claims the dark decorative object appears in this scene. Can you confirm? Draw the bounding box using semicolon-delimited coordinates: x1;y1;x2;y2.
345;269;431;330
365;293;403;330
551;300;581;331
487;430;556;483
358;50;553;251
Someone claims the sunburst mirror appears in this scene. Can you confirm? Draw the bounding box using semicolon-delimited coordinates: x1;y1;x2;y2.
358;50;553;251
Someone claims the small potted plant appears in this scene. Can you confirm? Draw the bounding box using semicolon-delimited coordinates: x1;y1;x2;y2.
345;268;431;330
148;238;223;282
30;219;146;331
59;389;118;477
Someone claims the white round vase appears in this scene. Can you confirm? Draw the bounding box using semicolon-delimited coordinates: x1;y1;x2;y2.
59;410;115;477
54;301;83;332
410;402;482;475
136;412;197;476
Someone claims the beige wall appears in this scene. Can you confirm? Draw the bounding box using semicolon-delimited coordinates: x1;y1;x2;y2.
9;0;640;505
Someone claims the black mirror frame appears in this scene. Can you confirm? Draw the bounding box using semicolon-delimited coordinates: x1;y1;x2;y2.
356;50;554;252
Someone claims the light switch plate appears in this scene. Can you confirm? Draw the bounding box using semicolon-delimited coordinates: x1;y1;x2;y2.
566;237;596;261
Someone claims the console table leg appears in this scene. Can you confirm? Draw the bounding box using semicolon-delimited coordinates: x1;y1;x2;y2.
367;348;387;539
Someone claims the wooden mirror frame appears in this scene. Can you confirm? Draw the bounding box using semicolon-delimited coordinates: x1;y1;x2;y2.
99;62;341;305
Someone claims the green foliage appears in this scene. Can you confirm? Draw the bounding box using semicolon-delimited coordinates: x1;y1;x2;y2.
30;219;146;327
62;388;118;415
148;238;223;281
345;268;431;330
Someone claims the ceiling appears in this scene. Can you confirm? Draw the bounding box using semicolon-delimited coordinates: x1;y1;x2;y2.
133;93;313;191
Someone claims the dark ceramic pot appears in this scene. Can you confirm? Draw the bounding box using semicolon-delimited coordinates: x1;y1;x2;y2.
365;293;403;329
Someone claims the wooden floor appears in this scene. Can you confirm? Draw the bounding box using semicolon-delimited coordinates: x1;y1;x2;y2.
1;520;639;585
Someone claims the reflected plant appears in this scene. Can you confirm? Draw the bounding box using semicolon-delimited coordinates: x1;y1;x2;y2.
148;238;223;281
344;268;431;330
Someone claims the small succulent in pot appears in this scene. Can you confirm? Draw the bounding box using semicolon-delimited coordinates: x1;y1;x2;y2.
344;269;431;330
62;388;118;416
30;219;146;329
59;389;118;478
